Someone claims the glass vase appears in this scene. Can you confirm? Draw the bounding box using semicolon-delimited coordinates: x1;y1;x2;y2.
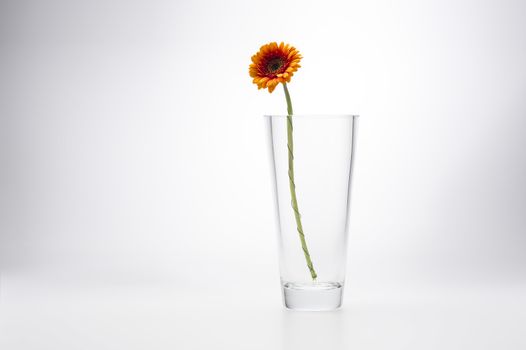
266;115;359;311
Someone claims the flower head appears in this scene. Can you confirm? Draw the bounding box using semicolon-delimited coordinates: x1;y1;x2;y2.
249;42;302;93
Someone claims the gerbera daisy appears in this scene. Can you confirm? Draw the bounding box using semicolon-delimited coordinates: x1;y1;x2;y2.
249;42;318;280
249;42;302;93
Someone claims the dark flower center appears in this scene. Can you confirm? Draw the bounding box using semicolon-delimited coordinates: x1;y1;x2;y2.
266;57;285;74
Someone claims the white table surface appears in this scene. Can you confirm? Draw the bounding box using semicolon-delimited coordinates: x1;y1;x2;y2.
2;271;525;350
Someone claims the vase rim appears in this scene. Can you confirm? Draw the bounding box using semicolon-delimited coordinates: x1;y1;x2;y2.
264;114;359;118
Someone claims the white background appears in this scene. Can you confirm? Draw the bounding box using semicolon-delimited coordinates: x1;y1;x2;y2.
1;0;526;349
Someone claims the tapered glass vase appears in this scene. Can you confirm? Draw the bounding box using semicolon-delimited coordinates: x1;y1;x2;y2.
266;115;359;311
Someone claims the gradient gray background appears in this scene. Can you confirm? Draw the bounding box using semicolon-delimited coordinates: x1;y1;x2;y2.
1;0;526;349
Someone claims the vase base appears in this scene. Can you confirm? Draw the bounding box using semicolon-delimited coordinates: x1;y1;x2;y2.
282;281;343;311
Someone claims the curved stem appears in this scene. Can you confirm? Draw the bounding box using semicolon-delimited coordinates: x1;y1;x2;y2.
282;83;318;281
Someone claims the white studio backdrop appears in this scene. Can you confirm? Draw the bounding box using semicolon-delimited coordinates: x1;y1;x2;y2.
1;0;526;299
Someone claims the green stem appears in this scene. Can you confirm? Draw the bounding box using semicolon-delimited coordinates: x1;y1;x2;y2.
282;83;318;281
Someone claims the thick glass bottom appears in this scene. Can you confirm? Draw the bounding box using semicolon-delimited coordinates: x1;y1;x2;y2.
282;281;343;311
